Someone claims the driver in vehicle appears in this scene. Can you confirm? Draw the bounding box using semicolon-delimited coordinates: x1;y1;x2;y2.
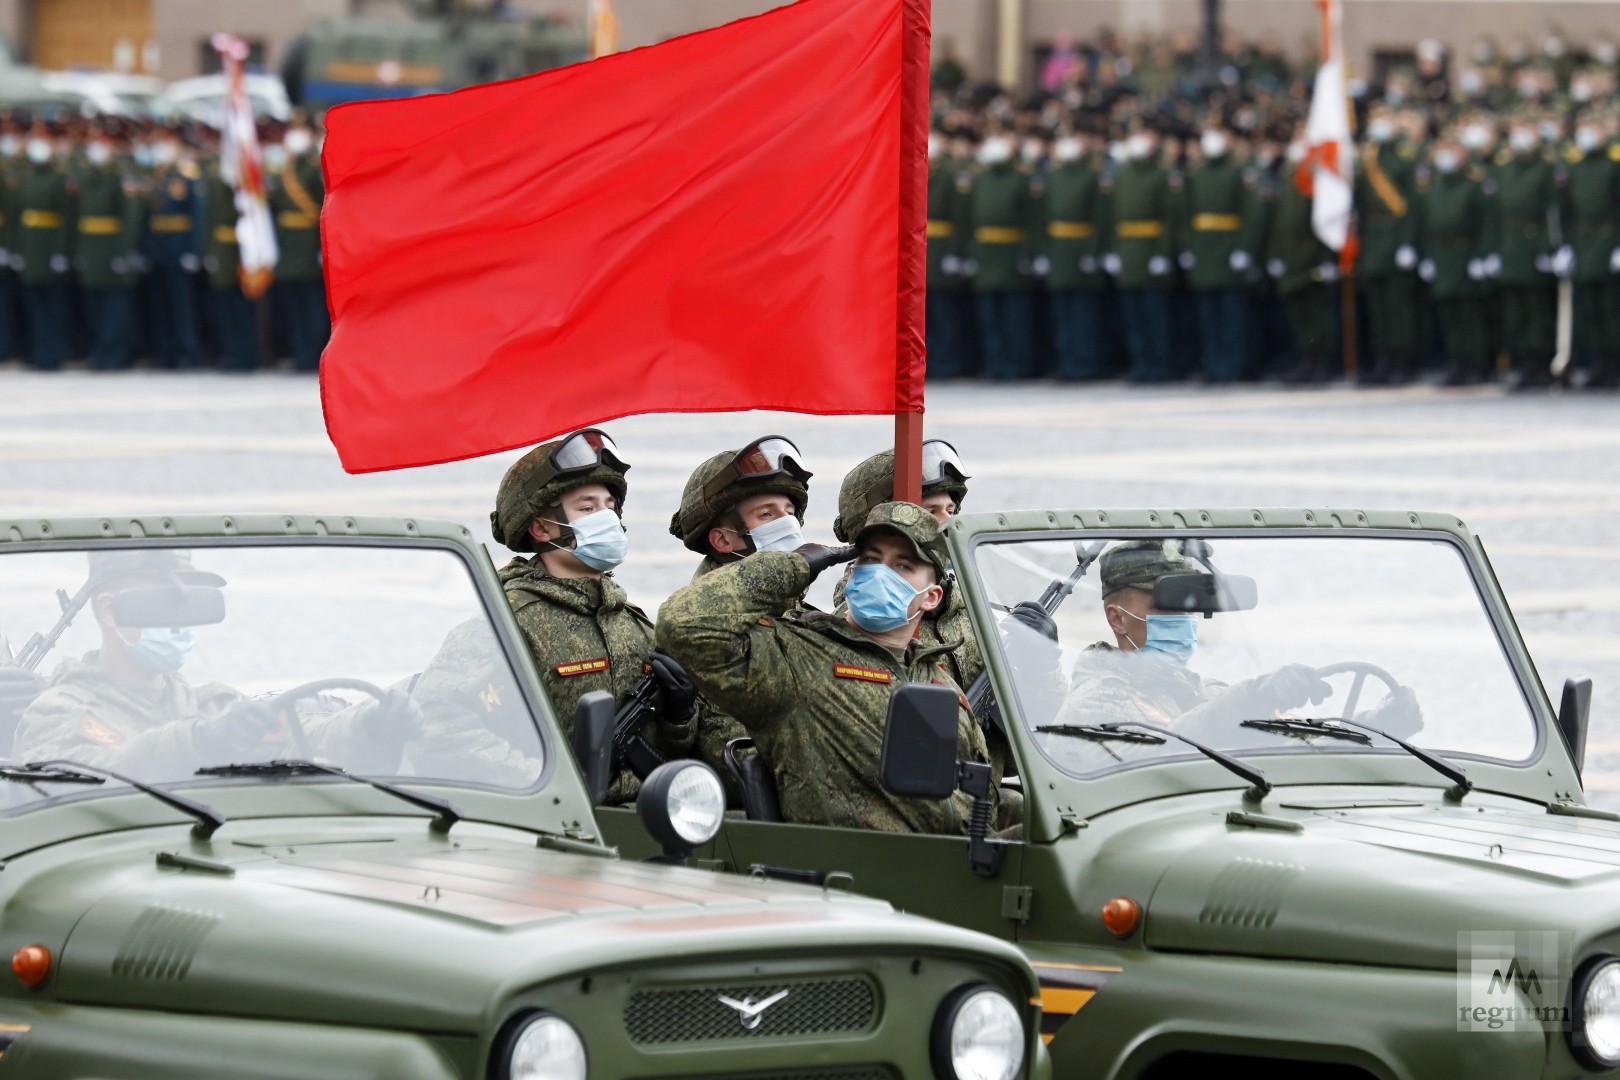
12;550;412;774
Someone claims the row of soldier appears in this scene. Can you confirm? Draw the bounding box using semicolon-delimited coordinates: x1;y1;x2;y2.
0;116;327;372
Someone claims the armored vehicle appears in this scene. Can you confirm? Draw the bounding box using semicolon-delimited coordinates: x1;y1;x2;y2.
0;514;1048;1080
599;507;1615;1079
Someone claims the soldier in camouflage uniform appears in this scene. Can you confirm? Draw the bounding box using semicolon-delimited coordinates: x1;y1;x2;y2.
657;502;997;834
484;430;697;805
1563;111;1620;387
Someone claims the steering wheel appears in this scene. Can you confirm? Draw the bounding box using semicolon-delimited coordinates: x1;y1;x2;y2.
264;678;390;759
1311;662;1404;721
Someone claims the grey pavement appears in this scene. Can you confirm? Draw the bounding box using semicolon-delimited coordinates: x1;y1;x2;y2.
4;373;1618;800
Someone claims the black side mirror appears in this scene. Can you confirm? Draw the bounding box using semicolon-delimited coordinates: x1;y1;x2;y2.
1153;571;1258;615
111;585;225;628
571;690;615;805
1559;677;1593;778
880;683;961;799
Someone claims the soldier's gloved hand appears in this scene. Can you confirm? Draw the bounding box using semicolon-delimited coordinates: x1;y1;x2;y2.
1244;663;1333;712
192;698;283;762
179;252;200;273
1552;245;1575;279
0;665;48;731
1358;685;1423;740
48;254;68;274
1483;253;1502;278
1266;257;1285;279
1466;258;1487;281
353;688;423;772
1395;244;1417;270
647;650;697;723
1101;252;1122;276
1177;251;1195;270
794;543;857;581
1317;261;1339;283
1418;258;1437;282
1031;255;1051;277
1148;255;1170;277
1229;250;1251;273
1610;247;1620;273
1006;601;1058;644
941;255;963;276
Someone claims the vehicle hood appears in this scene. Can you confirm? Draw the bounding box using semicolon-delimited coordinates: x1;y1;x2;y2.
1131;797;1620;970
45;831;969;1032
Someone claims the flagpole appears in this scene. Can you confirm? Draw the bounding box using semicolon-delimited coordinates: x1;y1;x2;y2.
893;0;930;505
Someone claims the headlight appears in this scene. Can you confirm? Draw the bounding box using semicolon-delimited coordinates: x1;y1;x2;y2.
932;984;1026;1080
1573;957;1620;1068
637;761;725;858
501;1012;587;1080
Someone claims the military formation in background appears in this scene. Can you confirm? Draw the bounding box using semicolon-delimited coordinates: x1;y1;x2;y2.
0;111;326;373
927;29;1620;390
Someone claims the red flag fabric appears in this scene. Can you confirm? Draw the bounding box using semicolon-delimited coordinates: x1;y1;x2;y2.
320;0;922;473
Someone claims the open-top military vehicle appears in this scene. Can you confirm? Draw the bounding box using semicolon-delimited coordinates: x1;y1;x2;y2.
598;507;1616;1079
0;514;1049;1080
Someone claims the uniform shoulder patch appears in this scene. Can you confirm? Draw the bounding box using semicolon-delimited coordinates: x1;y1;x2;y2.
554;657;609;678
833;664;892;684
78;712;123;746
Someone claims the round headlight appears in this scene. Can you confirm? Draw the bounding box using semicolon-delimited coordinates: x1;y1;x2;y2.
1575;958;1620;1068
933;985;1026;1080
636;761;725;855
504;1012;586;1080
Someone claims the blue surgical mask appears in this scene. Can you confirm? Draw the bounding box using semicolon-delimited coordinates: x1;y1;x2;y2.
127;626;196;674
548;507;627;572
845;562;923;633
748;514;804;554
1122;609;1198;665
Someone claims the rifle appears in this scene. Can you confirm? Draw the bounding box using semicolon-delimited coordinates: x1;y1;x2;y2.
611;670;669;780
12;583;92;673
967;540;1107;735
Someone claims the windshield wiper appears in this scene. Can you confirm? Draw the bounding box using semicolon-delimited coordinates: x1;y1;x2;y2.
1253;717;1471;801
0;762;105;785
196;759;462;833
1095;720;1272;802
20;758;227;837
1036;723;1168;745
1241;717;1373;745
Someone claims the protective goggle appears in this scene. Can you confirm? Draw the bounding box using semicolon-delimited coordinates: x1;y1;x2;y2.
702;435;811;503
920;439;970;485
550;429;626;475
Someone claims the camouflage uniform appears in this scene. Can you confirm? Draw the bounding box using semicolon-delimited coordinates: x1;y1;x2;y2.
656;505;994;834
406;616;544;788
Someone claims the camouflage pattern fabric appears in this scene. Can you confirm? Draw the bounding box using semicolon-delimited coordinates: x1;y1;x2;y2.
669;448;809;555
490;437;628;553
1099;539;1197;595
656;550;994;835
499;557;695;804
407;616;543;788
831;450;967;542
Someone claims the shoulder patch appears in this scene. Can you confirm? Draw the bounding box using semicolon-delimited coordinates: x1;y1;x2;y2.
834;664;892;684
554;657;609;678
78;712;123;746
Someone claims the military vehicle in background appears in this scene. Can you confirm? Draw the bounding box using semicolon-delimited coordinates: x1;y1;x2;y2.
282;0;588;111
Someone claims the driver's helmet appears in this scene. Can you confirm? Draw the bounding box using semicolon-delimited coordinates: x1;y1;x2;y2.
1099;540;1197;597
669;436;811;555
831;441;970;542
86;549;226;591
491;429;630;552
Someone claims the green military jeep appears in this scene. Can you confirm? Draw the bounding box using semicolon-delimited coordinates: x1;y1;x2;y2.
0;514;1049;1080
599;507;1616;1079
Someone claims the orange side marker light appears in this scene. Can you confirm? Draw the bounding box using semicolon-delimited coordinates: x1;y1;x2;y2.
1101;896;1141;937
12;945;51;988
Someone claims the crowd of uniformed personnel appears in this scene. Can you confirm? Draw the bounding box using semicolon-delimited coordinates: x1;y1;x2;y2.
926;29;1620;389
0;110;327;373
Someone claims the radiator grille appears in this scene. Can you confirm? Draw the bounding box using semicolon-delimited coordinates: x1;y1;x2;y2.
625;978;876;1044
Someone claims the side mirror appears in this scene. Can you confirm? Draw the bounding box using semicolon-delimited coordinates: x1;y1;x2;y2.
1559;677;1593;778
1153;571;1258;615
880;683;961;799
570;690;615;805
111;585;225;628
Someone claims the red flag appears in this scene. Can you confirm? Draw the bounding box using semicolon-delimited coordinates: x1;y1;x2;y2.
320;0;927;474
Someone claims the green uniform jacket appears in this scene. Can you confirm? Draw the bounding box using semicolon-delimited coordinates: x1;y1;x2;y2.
15;164;74;286
1353;142;1417;277
656;551;991;834
1494;151;1560;286
964;163;1035;292
499;558;696;806
1419;167;1492;299
1041;159;1105;290
268;155;323;282
1178;157;1263;290
204;166;243;290
925;162;965;291
1105;159;1177;287
1564;144;1620;283
72;164;137;289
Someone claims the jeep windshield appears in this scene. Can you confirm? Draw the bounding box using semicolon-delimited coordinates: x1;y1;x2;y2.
0;542;544;808
973;534;1539;779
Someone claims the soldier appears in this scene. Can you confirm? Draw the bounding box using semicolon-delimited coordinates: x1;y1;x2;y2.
1267;135;1341;383
142;129;203;369
1562;110;1620;388
656;501;997;834
267;117;326;371
487;428;697;805
203;153;262;371
14;125;74;371
1179;121;1263;381
1493;114;1561;389
1102;122;1179;382
669;435;814;580
73;128;138;371
1041;129;1110;380
1353;102;1421;384
964;133;1039;379
1418;133;1495;384
925;129;971;379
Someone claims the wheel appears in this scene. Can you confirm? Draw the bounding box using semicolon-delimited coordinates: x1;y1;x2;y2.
264;677;389;759
1310;661;1402;721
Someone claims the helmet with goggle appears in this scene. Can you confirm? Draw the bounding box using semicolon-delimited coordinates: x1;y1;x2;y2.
670;435;813;554
832;440;970;542
491;429;630;552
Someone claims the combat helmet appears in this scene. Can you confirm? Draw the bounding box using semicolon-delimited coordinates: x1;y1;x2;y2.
491;429;629;552
669;436;811;554
832;440;970;542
